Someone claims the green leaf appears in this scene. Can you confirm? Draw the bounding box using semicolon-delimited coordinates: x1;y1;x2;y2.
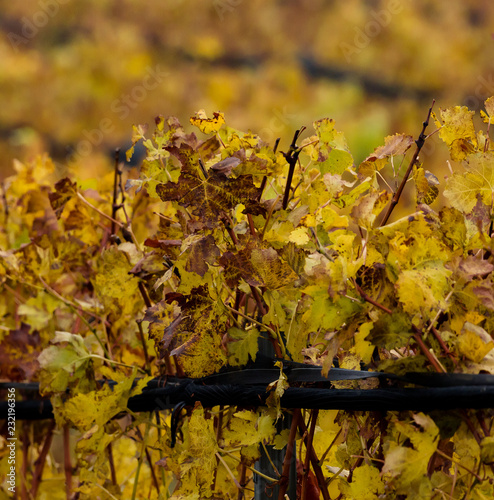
367;312;413;350
38;331;94;394
312;118;354;175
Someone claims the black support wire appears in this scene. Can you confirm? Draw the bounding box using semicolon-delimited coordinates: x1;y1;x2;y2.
3;364;494;421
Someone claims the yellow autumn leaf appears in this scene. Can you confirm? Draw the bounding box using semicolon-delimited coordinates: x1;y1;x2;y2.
351;321;375;364
444;151;494;213
92;246;143;327
456;322;494;363
383;413;439;489
190;109;225;134
266;361;289;419
480;96;494;124
288;226;310;246
348;464;385;500
396;267;451;317
173;404;218;498
435;106;477;161
60;372;139;431
223;410;260;447
350;190;391;229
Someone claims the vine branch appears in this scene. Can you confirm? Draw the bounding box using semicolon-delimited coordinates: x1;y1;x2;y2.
298;415;331;500
277;409;301;500
380;100;435;226
111;148;121;236
282;128;305;210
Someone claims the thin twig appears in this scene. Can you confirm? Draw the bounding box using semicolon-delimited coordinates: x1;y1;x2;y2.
353;276;446;373
237;461;248;500
352;279;392;314
412;329;445;373
249;285;266;317
137;320;152;375
145;446;160;493
224;303;286;358
430;325;455;360
64;425;72;499
216;452;243;489
30;420;55;498
21;422;29;500
258;176;267;201
222;216;239;246
435;449;482;481
476;411;490;438
77;192;124;228
108;442;117;486
261;440;281;477
138;281;152;309
261;195;281;239
1;180;8;224
485;120;491;153
257;135;280;204
277;409;301;500
132;422;159;499
319;428;342;464
220;448;277;483
247;213;257;238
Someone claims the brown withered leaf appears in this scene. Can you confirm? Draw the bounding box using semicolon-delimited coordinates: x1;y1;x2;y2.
467;195;491;232
159;115;198;148
0;323;40;381
145;286;227;377
365;134;414;161
219;249;262;289
225;148;269;177
22;189;60;237
184;234;221;277
32;209;59;237
48;177;78;217
156;145;262;224
473;280;494;310
458;256;494;279
144;238;182;249
210;157;241;176
281;241;306;275
129;251;166;276
197;134;221;160
350;190;391;229
251;247;298;288
414;167;440;206
219;240;297;289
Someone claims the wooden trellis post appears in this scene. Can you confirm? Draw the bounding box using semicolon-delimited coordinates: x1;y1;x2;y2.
254;332;297;499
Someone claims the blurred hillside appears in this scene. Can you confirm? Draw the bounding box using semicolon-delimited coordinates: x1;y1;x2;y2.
1;0;493;181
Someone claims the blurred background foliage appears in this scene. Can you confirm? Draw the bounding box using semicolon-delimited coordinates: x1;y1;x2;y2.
0;0;493;181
